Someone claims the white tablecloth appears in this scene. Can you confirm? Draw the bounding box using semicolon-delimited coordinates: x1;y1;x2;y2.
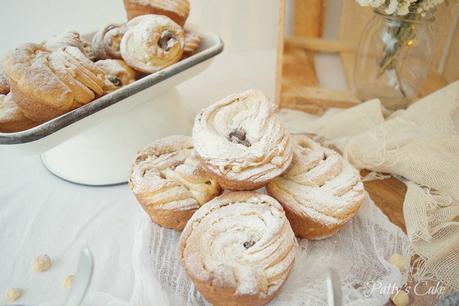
0;0;282;302
0;107;410;306
0;146;141;305
0;2;356;303
0;55;361;306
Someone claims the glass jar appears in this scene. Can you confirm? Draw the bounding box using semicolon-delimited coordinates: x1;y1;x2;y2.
354;9;435;110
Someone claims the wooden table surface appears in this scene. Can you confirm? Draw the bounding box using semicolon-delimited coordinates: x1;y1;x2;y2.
362;170;407;233
281;45;409;231
362;174;442;306
280;46;442;306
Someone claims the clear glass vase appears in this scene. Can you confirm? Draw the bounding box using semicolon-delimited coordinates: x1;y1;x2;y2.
354;9;435;110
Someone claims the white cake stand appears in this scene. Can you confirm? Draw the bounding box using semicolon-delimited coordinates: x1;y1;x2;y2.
1;30;223;186
41;89;192;186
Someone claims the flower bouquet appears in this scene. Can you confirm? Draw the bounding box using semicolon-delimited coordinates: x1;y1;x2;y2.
354;0;450;109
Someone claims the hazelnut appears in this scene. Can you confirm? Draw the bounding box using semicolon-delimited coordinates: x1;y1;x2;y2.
63;274;74;289
228;128;251;147
32;254;52;272
389;253;406;272
391;289;409;306
4;288;22;303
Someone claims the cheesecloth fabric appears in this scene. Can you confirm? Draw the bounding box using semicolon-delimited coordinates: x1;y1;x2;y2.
127;84;452;304
286;81;459;293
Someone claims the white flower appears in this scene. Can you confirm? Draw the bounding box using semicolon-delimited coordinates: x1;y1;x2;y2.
385;0;399;15
386;0;417;16
356;0;386;8
396;0;414;15
355;0;446;16
418;0;446;13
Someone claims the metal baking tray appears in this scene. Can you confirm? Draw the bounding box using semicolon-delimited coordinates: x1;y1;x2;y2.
0;29;223;145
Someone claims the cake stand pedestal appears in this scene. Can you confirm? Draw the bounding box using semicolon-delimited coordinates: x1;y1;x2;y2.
41;89;191;186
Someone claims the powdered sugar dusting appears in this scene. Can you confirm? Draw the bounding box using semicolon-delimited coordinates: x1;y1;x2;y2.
3;43;105;119
0;93;30;123
131;0;190;18
129;135;221;213
192;89;293;183
179;192;297;296
0;67;9;94
44;31;95;60
95;59;137;91
120;15;184;73
92;24;127;60
268;135;364;224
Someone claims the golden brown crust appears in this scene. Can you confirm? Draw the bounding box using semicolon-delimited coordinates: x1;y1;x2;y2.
3;44;106;122
146;205;196;230
8;78;68;122
129;135;222;230
192;89;293;191
95;59;137;92
4;44;72;121
198;159;279;190
266;135;365;240
183;31;201;57
0;93;37;133
0;68;9;95
188;275;286;306
120;15;184;73
44;31;95;61
123;0;190;26
179;192;297;305
266;182;362;239
91;24;127;60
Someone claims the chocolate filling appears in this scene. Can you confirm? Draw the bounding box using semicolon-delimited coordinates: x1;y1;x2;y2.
159;31;176;52
108;75;122;87
243;240;255;249
228;128;251;147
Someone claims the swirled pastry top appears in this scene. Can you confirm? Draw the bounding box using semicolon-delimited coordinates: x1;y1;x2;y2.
183;31;200;56
92;24;127;60
192;89;293;183
130;0;190;22
120;15;184;73
268;135;365;224
0;68;10;94
179;192;297;296
129;135;221;212
44;31;95;60
3;44;106;111
95;59;137;92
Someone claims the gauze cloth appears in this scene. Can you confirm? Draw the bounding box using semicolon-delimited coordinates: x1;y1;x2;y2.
128;107;413;305
283;81;459;292
131;194;409;306
0;109;407;306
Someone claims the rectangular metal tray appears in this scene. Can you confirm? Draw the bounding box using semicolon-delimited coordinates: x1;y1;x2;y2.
0;30;223;145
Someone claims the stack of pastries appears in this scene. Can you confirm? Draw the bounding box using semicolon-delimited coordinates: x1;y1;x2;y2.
0;0;202;132
129;89;365;305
